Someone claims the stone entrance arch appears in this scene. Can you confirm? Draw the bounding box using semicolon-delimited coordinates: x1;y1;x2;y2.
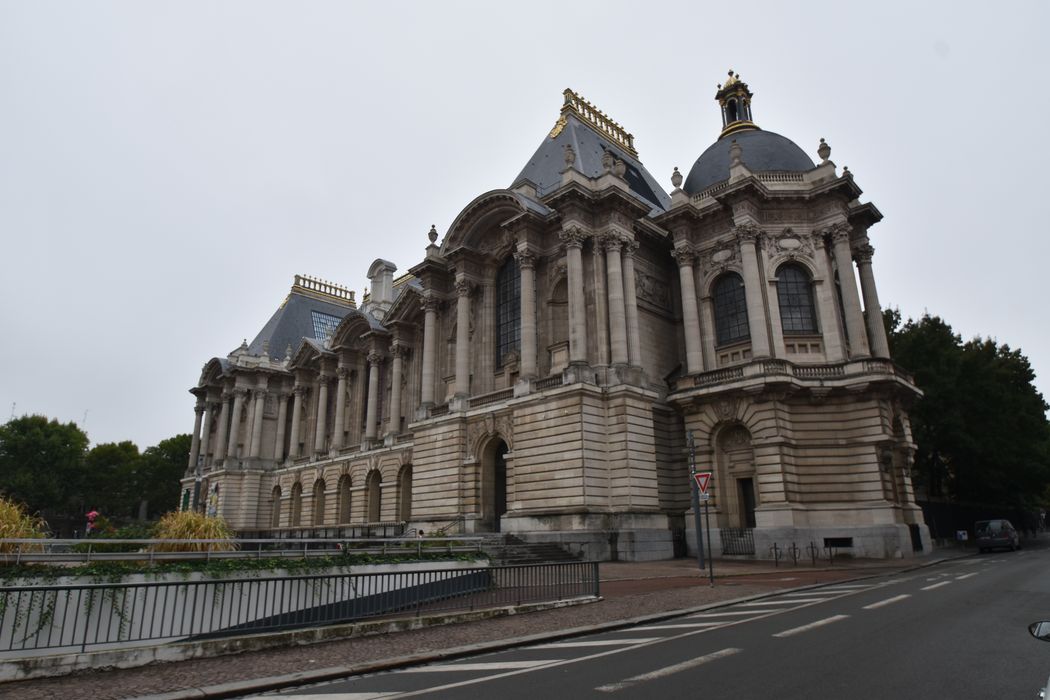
479;437;509;532
715;424;757;529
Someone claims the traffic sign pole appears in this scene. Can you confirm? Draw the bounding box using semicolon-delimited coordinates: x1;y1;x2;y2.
688;431;705;571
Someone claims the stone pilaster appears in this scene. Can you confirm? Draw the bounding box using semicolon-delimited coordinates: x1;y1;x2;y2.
420;296;440;406
332;367;349;451
854;243;890;358
674;246;704;374
226;388;246;460
273;392;288;462
199;401;215;465
831;225;870;357
622;240;642;367
313;376;330;455
515;250;538;379
387;344;405;437
813;239;846;361
454;278;474;397
604;235;629;366
736;225;771;358
288;385;305;460
559;227;589;365
365;352;382;441
249;386;266;458
590;241;609;366
213;393;230;461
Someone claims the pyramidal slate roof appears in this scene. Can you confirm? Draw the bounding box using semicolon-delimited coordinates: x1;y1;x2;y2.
511;90;671;216
247;276;357;360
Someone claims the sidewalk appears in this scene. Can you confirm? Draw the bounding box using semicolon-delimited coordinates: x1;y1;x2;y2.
0;553;962;700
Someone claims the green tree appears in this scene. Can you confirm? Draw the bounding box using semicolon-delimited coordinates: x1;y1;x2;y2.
83;441;141;518
0;415;89;520
886;310;1050;506
137;434;191;518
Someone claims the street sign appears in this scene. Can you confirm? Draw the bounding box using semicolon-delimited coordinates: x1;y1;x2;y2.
693;471;712;499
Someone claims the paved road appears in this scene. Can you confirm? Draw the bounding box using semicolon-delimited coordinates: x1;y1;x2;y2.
251;548;1050;699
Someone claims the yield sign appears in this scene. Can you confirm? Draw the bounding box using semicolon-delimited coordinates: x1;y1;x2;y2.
694;471;712;496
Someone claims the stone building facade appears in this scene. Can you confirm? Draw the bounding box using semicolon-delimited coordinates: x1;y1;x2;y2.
182;74;930;560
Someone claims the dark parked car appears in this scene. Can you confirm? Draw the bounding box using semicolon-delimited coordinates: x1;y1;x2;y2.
975;519;1020;552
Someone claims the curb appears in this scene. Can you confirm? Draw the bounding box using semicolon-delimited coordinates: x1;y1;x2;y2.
128;553;970;700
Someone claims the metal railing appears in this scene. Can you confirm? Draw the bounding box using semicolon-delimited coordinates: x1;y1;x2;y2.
0;537;484;565
0;561;599;657
720;527;756;555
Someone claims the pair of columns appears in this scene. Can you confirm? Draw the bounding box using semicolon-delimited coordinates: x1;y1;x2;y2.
561;227;642;368
672;224;890;376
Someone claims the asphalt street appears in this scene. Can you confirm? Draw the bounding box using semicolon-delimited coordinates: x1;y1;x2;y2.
251;547;1050;699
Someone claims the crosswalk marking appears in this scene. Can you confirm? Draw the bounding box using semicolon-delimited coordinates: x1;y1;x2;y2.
921;581;951;591
634;622;726;630
403;660;557;672
955;572;978;580
688;609;778;617
738;597;826;606
863;594;911;610
595;647;742;692
276;695;395;699
773;614;850;638
534;638;660;648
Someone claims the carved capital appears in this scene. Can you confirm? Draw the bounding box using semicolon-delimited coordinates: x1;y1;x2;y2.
733;223;762;243
513;250;536;270
827;222;853;245
421;295;442;313
602;234;624;253
336;367;351;380
367;351;384;366
231;388;248;399
194;402;205;415
672;245;696;267
454;278;475;297
293;384;309;398
559;226;588;249
391;343;409;360
853;244;875;264
622;239;640;257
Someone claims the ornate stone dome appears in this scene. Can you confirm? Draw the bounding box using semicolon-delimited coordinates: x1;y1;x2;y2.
682;129;815;195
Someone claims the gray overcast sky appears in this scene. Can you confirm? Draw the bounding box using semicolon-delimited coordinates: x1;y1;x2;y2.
2;1;1047;449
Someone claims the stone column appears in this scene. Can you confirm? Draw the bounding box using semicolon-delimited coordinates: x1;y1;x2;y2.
332;368;349;451
591;241;609;366
737;226;771;358
188;400;204;469
288;385;305;460
352;356;367;443
515;251;537;379
831;226;871;357
213;394;230;461
249;387;266;458
812;239;846;362
273;392;288;462
854;243;890;358
199;401;215;465
674;247;704;374
560;227;589;364
454;278;473;396
226;388;246;459
622;240;642;367
388;344;405;436
604;235;629;366
700;297;717;370
420;296;439;405
313;376;329;455
365;352;382;441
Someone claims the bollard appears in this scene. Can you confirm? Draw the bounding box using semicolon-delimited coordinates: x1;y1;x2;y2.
806;541;820;566
788;542;801;566
769;542;782;567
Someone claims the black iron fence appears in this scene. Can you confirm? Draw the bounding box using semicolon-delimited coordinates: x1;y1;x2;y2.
0;561;598;657
720;527;756;555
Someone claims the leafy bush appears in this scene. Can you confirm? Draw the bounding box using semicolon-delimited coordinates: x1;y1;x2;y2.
151;511;236;552
0;496;48;552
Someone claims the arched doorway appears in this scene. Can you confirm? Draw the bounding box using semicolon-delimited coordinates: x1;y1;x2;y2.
397;465;412;522
480;438;508;532
715;424;757;529
366;470;382;522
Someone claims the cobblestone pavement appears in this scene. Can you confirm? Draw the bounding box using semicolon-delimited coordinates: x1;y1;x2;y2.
0;556;940;700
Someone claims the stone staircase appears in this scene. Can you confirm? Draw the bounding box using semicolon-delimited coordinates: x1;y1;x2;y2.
477;534;582;565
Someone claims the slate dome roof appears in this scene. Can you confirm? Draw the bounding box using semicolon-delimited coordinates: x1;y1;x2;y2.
683;129;815;195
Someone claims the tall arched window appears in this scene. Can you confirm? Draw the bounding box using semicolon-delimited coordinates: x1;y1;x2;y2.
270;485;282;528
312;478;326;526
337;474;351;524
495;256;521;367
776;264;818;334
366;470;382;522
397;465;412;522
289;482;302;526
713;272;750;345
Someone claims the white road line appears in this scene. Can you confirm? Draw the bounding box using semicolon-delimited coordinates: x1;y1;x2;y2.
534;638;661;648
819;585;872;591
738;598;826;606
634;622;726;630
863;594;911;610
956;572;979;580
921;581;951;591
404;660;558;672
688;609;778;617
594;647;742;692
277;695;395;699
772;615;850;638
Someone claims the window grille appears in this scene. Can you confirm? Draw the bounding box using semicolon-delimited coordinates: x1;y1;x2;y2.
713;273;750;345
777;264;817;334
495;256;521;366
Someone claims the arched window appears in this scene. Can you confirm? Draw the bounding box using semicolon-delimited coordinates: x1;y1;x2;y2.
366;470;382;522
290;482;302;526
270;486;282;528
337;474;351;524
713;273;750;345
495;256;521;367
776;264;818;334
312;478;326;526
397;465;412;522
